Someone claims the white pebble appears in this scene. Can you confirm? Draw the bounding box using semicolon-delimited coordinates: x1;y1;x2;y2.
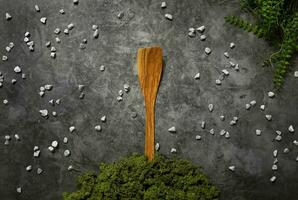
270;176;276;183
16;187;22;194
67;23;75;30
69;126;76;133
283;148;290;153
73;0;79;5
92;25;98;30
5;13;12;20
39;109;48;117
273;150;278;157
220;115;225;121
250;100;256;106
201;121;205;129
116;96;123;101
288;125;295;133
168;126;176;133
59;9;65;14
26;165;32;171
200;35;207;41
195;135;201;140
48;146;54;152
50;52;56;58
78;84;84;92
11;79;17;84
268;91;275;98
55;99;61;104
230;42;235;49
93;29;99;38
44;84;53;90
63;137;68;144
265;114;272;121
95;125;102;132
228;165;235;171
222;69;229;76
165;14;173;20
215;79;221;85
40;17;47;24
64;29;69;34
255;129;261;136
64;149;71;157
67;165;73;171
245;104;251;110
220;129;226;136
225;132;230;138
117;12;124;19
3;99;8;105
208;104;214;112
34;150;40;157
100;65;105;71
101;116;106;122
275;130;282;135
294;71;298;78
260;104;265;110
224;52;229;58
194;73;200;79
197;26;205;33
35;5;40;12
37;168;43;174
161;2;167;8
52;111;57;117
209;129;215;135
205;47;211;55
123;83;130;92
155;143;160;151
14;66;21;73
46;41;51;47
14;134;20;140
292;140;298;146
51;140;58;148
170;148;176;153
2;55;8;61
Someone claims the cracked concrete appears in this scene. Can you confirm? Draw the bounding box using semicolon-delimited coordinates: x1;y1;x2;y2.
0;0;298;199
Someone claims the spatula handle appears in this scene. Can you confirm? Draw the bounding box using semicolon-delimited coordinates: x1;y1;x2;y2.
145;104;155;161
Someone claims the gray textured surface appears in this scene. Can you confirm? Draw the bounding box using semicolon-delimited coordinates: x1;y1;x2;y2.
0;0;298;199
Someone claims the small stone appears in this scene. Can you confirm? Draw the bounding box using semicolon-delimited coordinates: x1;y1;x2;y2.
209;129;215;135
268;91;275;98
275;130;282;135
230;42;235;49
222;69;229;76
220;115;225;121
233;117;238;122
235;65;240;71
64;29;69;34
296;156;298;162
63;137;68;144
52;111;57;117
46;41;51;47
40;17;47;24
16;187;22;194
188;27;195;32
67;23;74;30
9;42;14;48
195;135;201;140
273;158;278;164
293;140;298;146
55;37;61;43
92;25;98;30
6;46;11;52
275;135;282;141
14;66;21;73
93;29;99;38
67;165;73;171
188;31;196;37
55;99;61;105
82;39;87;44
255;129;261;136
200;35;207;41
27;41;34;47
34;150;40;157
201;121;206;129
48;146;54;152
170;148;177;153
208;104;214;112
116;96;122;101
59;9;65;14
283;148;290;153
101;116;106;122
39;91;45;97
161;2;167;8
51;140;58;148
39;109;48;117
260;104;265;110
225;132;230;138
26;165;32;171
168;126;176;133
273;150;278;157
250;100;256;106
131;112;137;118
155;143;160;151
265;114;272;121
95;125;102;132
64;149;71;157
123;83;130;92
3;99;8;105
270;176;276;183
205;47;211;55
33;146;39;151
14;134;20;140
288;125;295;133
100;65;105;71
79;92;85;99
228;165;235;171
11;79;17;84
44;84;53;90
73;0;79;5
50;52;56;58
5;13;12;20
117;12;124;19
229;61;236;67
35;5;40;12
197;26;205;33
215;79;221;85
165;14;173;20
224;52;229;58
54;28;61;35
194;73;200;79
78;84;84;92
219;129;226;136
4;135;11;140
229;120;236;126
2;55;8;61
37;168;43;174
294;71;298;78
69;126;75;133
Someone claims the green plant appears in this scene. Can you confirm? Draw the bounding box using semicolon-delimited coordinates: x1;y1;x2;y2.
63;154;219;200
225;0;298;89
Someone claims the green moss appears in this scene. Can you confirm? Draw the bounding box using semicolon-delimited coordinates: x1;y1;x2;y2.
63;154;219;200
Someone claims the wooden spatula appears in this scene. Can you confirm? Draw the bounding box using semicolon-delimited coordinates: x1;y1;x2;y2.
137;46;163;161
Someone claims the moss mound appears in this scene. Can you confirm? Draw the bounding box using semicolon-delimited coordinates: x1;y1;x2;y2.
63;154;219;200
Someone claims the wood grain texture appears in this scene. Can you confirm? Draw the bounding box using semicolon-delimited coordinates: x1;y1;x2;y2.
137;46;163;161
